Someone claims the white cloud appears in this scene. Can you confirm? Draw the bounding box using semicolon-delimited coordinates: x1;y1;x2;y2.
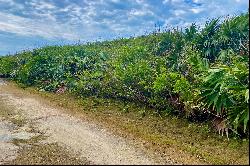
190;8;203;14
163;0;183;4
0;0;24;9
27;0;57;10
162;0;170;4
171;0;184;3
0;12;78;40
193;0;201;3
110;0;120;2
172;9;186;16
135;0;144;4
129;9;146;16
128;8;153;16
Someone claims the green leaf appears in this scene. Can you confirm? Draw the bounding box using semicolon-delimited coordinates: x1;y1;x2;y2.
244;111;249;132
245;89;249;103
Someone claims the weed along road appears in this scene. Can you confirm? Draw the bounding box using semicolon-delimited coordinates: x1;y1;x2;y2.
0;79;164;165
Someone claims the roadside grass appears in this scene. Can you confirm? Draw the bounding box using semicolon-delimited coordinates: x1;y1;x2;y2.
8;143;91;165
3;81;249;165
0;98;27;127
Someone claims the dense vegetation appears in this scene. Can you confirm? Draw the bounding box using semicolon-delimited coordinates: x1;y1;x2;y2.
0;13;249;136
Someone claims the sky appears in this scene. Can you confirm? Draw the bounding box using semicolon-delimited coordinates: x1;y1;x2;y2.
0;0;249;55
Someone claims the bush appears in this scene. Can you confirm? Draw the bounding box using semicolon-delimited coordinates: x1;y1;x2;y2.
0;12;248;134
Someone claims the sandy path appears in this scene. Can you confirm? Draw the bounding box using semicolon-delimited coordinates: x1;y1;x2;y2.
0;119;18;164
0;79;161;165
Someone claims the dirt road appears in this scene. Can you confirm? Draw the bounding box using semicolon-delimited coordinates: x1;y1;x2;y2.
0;79;165;165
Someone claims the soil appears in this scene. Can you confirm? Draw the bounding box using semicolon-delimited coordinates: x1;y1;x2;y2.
0;79;162;165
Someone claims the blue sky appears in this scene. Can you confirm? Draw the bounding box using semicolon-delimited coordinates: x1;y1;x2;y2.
0;0;248;55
